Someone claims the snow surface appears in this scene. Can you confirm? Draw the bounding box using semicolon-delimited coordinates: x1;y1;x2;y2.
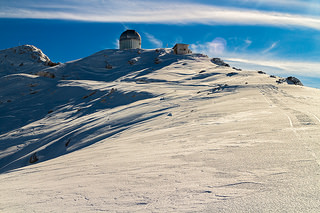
1;45;320;212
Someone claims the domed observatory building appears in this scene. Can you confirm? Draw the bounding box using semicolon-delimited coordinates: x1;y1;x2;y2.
119;30;141;50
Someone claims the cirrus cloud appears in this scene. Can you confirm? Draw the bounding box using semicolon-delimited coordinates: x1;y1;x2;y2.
226;57;320;79
144;33;163;48
1;0;320;30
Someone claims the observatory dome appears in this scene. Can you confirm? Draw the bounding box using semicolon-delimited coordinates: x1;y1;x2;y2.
119;30;141;50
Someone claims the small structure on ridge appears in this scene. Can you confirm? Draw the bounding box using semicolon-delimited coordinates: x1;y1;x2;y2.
119;30;141;50
173;43;192;55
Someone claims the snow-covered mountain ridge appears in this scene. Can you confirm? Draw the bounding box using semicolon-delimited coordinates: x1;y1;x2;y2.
0;45;59;76
1;45;320;212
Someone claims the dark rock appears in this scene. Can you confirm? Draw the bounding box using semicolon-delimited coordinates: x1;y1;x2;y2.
37;71;55;79
210;84;229;93
47;61;60;67
257;71;266;74
211;58;230;67
154;58;161;64
226;72;238;77
286;76;303;86
276;78;286;84
233;67;242;71
276;76;303;86
65;139;71;147
29;153;39;164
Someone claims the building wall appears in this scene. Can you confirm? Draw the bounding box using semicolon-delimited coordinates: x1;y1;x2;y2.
174;44;190;55
120;39;141;50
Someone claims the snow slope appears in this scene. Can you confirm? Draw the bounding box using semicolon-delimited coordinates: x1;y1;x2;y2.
1;45;320;212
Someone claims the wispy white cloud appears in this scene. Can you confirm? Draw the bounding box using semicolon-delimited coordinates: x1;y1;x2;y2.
191;38;227;56
226;57;320;78
242;39;252;51
144;33;163;48
1;0;320;30
244;39;252;46
121;24;130;31
232;0;320;12
114;39;119;49
262;41;278;54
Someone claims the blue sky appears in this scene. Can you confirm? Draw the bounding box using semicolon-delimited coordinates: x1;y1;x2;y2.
1;0;320;87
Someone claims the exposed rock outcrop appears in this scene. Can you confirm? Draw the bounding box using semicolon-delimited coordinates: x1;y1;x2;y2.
286;76;303;86
211;58;230;67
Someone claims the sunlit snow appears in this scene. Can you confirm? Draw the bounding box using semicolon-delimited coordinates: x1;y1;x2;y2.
0;45;320;212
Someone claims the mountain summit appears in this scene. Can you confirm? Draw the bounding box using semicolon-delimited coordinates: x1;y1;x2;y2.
1;46;320;212
0;45;59;75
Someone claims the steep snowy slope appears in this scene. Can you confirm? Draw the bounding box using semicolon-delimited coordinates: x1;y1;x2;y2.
0;45;58;76
1;46;320;212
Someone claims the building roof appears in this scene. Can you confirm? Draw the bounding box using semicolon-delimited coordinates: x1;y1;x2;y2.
120;30;141;41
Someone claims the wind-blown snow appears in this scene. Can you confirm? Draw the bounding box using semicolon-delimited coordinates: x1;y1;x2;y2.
0;45;320;212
